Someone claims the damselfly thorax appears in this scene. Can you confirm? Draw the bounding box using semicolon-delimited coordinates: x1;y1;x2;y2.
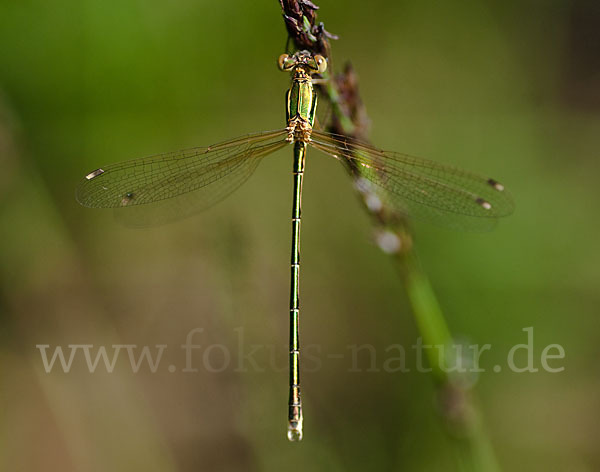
279;51;326;143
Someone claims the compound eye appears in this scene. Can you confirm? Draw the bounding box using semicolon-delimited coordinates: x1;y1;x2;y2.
278;53;291;71
314;54;327;74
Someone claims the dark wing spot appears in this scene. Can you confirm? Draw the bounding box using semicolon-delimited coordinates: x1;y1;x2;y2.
487;178;505;192
475;197;492;210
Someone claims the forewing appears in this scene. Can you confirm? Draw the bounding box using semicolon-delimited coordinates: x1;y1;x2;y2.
76;129;289;209
310;130;514;231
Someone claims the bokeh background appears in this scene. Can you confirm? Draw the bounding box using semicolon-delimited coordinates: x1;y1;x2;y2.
1;0;599;470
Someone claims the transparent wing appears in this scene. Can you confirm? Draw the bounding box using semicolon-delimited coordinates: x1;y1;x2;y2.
310;130;514;231
314;92;332;132
111;149;271;228
76;129;289;210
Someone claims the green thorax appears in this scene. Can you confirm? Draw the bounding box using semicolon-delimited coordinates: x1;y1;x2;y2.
286;68;317;128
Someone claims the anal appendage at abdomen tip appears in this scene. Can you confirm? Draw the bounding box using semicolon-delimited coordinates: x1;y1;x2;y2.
287;417;303;442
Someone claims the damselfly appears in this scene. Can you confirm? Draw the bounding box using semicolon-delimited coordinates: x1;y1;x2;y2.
76;50;514;441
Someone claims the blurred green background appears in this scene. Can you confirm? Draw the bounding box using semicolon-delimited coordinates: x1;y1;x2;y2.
1;0;599;470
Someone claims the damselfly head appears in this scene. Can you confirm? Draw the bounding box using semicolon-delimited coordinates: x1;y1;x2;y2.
278;51;327;75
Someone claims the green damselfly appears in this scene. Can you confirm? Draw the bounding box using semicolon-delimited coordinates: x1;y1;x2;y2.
76;50;514;441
